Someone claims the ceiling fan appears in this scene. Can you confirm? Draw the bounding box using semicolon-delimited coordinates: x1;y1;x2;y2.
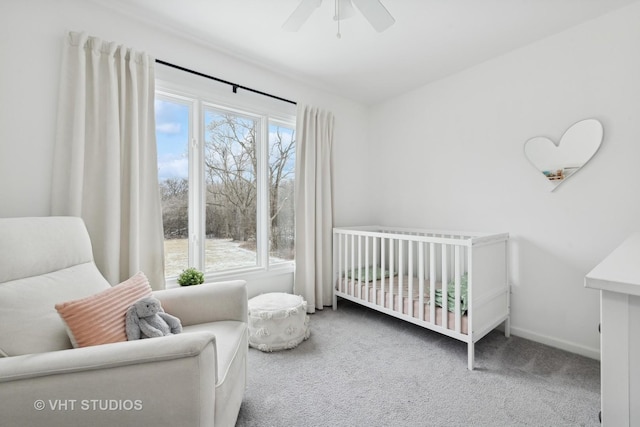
283;0;395;35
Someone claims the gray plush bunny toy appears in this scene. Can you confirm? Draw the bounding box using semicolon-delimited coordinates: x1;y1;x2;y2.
126;296;182;340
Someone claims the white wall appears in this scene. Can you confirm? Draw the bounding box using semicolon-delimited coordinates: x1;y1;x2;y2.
0;0;371;296
368;2;640;358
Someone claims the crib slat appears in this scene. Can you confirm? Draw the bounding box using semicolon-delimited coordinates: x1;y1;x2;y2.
364;236;370;302
442;243;448;330
357;235;362;299
345;234;350;293
418;241;425;321
339;233;343;292
455;245;461;333
373;236;378;304
388;238;395;309
381;237;386;306
337;233;344;291
398;239;403;312
350;234;355;294
429;242;436;325
408;241;414;318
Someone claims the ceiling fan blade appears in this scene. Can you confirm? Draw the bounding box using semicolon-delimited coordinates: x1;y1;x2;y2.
351;0;395;32
283;0;323;32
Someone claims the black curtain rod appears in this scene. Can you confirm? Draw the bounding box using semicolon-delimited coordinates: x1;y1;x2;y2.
155;59;297;106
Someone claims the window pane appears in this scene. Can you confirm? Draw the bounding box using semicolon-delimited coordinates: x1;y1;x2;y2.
156;98;190;278
269;123;295;263
204;108;258;272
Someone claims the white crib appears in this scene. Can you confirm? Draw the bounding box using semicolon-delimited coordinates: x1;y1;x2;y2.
332;226;510;370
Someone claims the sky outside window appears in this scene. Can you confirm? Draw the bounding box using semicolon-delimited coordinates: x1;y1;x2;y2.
156;99;189;181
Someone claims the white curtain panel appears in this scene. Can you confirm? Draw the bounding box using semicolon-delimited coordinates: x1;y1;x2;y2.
51;31;165;290
294;105;335;312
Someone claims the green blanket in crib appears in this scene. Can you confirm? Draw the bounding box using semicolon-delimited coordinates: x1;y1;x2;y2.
434;273;468;314
346;266;393;282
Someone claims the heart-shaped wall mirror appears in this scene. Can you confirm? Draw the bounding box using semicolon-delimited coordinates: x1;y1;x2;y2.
524;118;603;190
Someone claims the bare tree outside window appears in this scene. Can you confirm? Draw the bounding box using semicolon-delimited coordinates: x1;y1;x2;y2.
268;124;296;261
156;95;295;278
204;110;258;271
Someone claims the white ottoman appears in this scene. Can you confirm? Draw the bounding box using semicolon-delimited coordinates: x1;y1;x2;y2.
248;293;310;352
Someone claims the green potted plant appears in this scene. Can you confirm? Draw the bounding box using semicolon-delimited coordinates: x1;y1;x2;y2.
177;267;205;286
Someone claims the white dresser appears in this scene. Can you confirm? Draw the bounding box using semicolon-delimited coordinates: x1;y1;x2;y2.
585;232;640;426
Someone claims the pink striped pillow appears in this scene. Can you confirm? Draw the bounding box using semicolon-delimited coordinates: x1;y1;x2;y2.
55;272;152;348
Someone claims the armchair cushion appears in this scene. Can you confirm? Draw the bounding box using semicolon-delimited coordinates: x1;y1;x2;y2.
55;272;152;348
0;217;111;356
0;216;96;283
0;262;110;356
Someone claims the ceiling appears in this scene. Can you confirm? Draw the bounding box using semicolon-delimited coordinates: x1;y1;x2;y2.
100;0;637;104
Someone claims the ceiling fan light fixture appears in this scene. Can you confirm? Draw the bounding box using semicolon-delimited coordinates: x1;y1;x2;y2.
333;0;356;21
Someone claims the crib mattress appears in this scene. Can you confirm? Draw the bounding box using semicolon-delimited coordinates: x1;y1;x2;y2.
337;276;469;335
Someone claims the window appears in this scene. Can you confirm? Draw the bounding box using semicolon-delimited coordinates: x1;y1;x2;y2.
155;88;295;280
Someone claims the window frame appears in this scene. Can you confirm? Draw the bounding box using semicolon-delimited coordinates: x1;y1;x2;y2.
155;77;296;285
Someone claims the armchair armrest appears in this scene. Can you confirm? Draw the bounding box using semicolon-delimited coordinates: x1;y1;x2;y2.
154;280;248;326
0;333;217;426
0;332;215;382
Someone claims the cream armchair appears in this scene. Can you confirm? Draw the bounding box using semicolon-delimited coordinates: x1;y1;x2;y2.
0;217;248;427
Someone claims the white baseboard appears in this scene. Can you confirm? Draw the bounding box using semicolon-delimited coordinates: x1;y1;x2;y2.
509;326;601;361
